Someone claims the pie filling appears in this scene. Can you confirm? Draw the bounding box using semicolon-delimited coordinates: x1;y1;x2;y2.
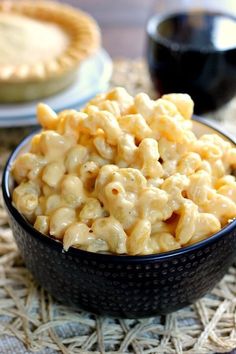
0;13;69;66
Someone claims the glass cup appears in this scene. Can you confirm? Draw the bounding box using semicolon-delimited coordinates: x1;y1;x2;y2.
146;0;236;114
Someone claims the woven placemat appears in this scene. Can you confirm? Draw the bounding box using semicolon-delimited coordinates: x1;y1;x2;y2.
0;60;236;354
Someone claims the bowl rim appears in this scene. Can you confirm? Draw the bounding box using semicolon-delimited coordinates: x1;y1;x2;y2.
2;117;236;262
146;11;236;53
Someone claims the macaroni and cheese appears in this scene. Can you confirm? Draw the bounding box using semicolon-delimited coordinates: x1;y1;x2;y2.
11;88;236;255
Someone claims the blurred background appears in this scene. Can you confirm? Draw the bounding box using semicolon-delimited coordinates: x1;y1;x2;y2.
58;0;236;59
1;0;236;125
58;0;153;58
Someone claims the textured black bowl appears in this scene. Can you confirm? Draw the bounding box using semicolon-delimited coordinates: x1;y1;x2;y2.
2;119;236;318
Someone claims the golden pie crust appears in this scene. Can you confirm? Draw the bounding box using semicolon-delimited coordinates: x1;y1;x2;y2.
0;0;101;102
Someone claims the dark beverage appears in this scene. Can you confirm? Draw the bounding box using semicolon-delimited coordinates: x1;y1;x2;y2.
146;11;236;114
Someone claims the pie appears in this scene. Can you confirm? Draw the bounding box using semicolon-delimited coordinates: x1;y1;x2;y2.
0;1;100;102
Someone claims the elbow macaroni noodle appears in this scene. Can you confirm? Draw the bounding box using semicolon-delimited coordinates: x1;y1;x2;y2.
12;88;236;255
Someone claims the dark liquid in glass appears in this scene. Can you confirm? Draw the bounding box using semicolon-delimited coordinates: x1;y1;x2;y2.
146;11;236;114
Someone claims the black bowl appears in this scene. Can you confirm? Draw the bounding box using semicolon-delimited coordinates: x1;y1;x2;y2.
146;11;236;114
2;119;236;318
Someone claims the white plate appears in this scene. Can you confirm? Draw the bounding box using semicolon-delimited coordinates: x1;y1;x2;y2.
0;49;112;127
